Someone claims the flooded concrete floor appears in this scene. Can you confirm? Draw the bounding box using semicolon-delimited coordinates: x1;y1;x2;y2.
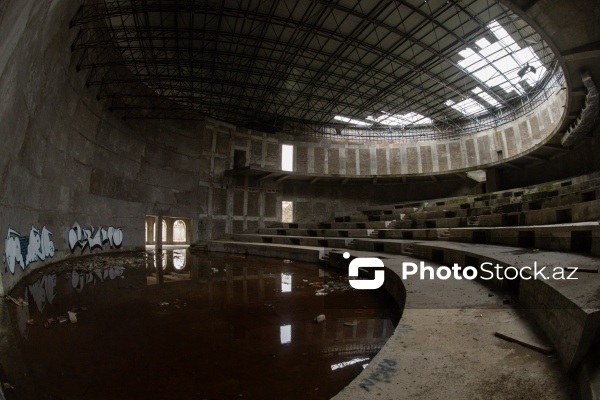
2;250;400;400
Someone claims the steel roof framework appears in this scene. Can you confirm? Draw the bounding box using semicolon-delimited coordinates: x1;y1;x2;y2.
70;0;558;141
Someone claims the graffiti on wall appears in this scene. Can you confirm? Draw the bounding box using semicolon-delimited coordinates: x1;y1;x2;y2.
67;222;124;253
3;226;55;274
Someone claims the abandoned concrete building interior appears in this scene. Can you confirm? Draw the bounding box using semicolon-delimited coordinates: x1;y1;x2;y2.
2;0;600;398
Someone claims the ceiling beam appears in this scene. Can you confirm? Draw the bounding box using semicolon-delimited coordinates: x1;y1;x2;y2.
274;175;290;183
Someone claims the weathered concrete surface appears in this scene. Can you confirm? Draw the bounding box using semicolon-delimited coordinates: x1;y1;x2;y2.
410;241;600;372
210;241;575;399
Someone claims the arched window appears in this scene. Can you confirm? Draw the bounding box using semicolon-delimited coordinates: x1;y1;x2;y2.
173;220;187;242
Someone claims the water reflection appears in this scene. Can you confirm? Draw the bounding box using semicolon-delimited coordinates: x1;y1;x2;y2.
7;252;400;400
331;357;370;371
281;273;292;293
280;324;292;344
173;250;186;270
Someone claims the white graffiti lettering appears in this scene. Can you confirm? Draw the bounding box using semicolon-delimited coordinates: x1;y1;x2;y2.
3;226;55;274
67;222;124;253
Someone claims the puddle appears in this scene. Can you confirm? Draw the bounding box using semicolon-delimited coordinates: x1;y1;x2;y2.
4;250;400;399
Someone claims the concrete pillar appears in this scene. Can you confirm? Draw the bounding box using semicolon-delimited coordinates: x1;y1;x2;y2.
155;214;163;250
155;214;164;285
165;217;174;245
145;217;154;245
486;168;503;193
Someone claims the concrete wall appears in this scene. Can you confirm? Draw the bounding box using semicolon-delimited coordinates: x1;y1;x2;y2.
492;129;600;190
286;90;565;176
0;0;284;293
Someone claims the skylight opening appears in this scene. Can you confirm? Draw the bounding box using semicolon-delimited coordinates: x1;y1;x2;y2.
333;115;371;126
445;98;488;117
457;19;547;96
366;111;432;126
472;87;500;107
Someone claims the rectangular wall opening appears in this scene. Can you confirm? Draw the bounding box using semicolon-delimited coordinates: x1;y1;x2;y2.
556;209;572;223
233;149;247;168
518;231;535;248
582;191;597;202
502;214;519;226
282;201;293;223
571;231;592;253
432;249;444;264
473;231;488;244
281;144;294;171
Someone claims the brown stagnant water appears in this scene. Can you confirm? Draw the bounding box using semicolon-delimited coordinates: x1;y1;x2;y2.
5;249;400;400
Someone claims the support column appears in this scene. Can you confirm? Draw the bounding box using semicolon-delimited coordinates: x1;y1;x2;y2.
145;217;154;245
165;217;174;245
485;168;503;193
155;214;164;285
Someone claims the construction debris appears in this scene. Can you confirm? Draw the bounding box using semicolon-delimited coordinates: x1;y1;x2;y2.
494;331;554;355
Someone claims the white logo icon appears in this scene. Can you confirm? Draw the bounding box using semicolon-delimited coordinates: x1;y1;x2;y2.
344;252;385;290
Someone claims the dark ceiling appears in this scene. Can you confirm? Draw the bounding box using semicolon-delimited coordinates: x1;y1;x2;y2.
71;0;556;139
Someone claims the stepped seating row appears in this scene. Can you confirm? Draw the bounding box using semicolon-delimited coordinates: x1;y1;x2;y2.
206;172;600;396
228;233;352;248
351;174;600;230
356;171;600;214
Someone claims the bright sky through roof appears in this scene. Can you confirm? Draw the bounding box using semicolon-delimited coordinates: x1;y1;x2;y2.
449;19;546;117
334;20;547;123
458;20;546;96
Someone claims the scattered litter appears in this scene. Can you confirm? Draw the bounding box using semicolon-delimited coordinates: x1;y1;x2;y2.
474;314;483;318
3;382;14;390
159;302;169;306
315;292;328;296
283;259;294;263
343;321;359;327
302;279;308;283
68;311;78;324
26;319;35;326
58;316;68;324
494;331;554;355
314;314;326;323
6;295;28;306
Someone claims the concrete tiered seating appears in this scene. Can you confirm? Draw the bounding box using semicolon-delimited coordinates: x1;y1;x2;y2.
204;171;600;394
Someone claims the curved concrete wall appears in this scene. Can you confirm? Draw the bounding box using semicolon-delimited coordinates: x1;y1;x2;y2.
0;0;285;293
285;89;565;176
0;0;573;295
